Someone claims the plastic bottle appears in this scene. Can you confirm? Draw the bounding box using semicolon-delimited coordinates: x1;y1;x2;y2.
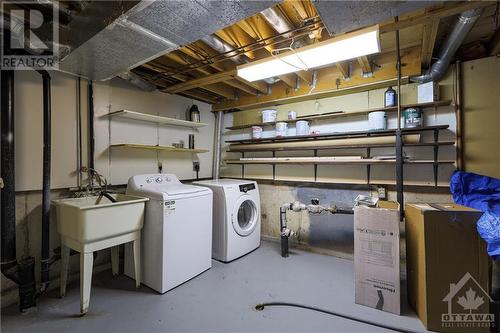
384;86;396;107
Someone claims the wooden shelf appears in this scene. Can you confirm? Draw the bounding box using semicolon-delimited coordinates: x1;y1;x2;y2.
225;100;452;130
111;144;209;153
226;125;449;144
108;110;207;128
225;158;455;165
227;141;455;153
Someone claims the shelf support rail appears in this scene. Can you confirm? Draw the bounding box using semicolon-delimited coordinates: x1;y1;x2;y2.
213;111;224;179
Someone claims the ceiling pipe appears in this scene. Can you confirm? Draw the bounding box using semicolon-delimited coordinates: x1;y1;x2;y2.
201;35;277;85
261;7;308;48
410;8;483;83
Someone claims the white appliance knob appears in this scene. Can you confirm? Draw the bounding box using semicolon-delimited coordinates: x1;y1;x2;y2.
155;177;162;183
146;178;152;183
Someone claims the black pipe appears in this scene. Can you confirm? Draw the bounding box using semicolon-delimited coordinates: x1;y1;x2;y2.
36;70;51;292
1;70;19;283
88;81;94;170
1;70;37;311
280;206;289;258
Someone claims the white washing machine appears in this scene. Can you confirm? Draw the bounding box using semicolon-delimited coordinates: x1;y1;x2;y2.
193;179;260;262
124;174;212;293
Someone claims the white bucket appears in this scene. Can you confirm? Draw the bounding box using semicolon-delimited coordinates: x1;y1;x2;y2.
296;120;310;136
261;109;277;123
288;110;297;120
368;111;387;131
251;126;263;139
275;122;288;137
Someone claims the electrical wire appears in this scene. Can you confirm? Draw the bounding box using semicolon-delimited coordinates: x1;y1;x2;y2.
255;302;423;333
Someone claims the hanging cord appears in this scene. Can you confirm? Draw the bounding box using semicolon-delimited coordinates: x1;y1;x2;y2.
271;37;309;72
74;167;116;203
255;302;422;333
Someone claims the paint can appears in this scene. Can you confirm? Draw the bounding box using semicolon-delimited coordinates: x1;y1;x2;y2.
368;111;387;131
296;120;310;136
275;122;288;137
288;110;297;120
403;107;423;128
261;109;277;123
252;126;263;139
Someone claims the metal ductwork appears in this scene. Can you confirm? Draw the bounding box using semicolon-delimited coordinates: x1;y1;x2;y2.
201;34;276;86
261;7;308;48
58;0;279;80
410;8;483;83
202;35;248;64
118;71;157;92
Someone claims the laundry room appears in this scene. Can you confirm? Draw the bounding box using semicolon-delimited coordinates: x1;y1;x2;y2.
1;1;500;333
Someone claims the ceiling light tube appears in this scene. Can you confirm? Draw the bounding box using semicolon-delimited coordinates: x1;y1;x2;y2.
237;25;380;82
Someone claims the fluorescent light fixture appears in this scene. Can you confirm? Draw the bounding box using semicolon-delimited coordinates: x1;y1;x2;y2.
237;25;380;82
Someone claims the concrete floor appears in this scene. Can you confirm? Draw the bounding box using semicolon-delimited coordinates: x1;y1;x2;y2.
1;241;428;333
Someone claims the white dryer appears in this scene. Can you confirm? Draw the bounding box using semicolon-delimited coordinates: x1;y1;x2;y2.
125;174;212;293
193;179;260;262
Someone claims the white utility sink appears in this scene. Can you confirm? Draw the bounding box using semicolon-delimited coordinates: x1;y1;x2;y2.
54;194;148;246
53;193;148;315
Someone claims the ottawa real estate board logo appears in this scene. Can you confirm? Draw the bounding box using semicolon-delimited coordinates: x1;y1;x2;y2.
1;1;59;70
442;272;495;329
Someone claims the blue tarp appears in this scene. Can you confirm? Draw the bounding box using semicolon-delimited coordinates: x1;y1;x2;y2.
450;171;500;259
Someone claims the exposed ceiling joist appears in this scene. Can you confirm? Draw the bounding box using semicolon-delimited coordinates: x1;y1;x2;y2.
234;77;269;95
164;70;237;93
336;62;350;79
357;56;372;74
421;16;440;68
213;45;421;112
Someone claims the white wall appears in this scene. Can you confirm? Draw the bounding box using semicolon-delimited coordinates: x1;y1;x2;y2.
93;78;214;185
12;71;214;191
14;70;81;190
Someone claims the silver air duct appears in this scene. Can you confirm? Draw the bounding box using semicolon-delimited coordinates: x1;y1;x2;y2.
410;8;483;83
261;7;307;48
118;71;157;92
201;34;277;85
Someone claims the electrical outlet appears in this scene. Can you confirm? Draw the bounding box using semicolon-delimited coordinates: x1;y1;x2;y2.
193;161;200;172
377;186;387;200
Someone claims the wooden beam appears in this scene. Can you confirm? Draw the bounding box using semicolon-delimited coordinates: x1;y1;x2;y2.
212;46;421;112
421;17;440;68
357;56;372;74
164;70;237;93
178;91;219;104
224;80;258;96
201;83;236;100
488;25;500;56
234;77;269;95
380;1;491;34
336;62;350;79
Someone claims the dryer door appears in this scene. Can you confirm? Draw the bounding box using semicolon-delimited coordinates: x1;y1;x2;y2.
231;195;258;237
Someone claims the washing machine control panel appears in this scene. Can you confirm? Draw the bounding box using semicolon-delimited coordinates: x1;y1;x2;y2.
130;174;180;188
239;183;256;193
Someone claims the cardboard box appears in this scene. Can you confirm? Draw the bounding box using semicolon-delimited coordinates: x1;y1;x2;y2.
405;203;491;333
354;201;401;315
417;81;440;103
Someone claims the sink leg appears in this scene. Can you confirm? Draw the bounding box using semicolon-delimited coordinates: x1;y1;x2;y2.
80;252;93;315
60;243;70;298
133;238;141;289
111;246;119;276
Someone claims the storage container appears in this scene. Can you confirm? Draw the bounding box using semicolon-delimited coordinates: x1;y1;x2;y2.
261;109;277;123
275;122;288;137
368;111;387;130
251;126;263;139
296;120;310;136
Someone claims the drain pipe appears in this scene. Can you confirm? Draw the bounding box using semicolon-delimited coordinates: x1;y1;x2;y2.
212;111;224;180
35;70;52;293
1;70;38;312
279;200;353;257
410;8;483;83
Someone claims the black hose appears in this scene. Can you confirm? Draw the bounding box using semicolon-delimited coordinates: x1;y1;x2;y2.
255;302;422;333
